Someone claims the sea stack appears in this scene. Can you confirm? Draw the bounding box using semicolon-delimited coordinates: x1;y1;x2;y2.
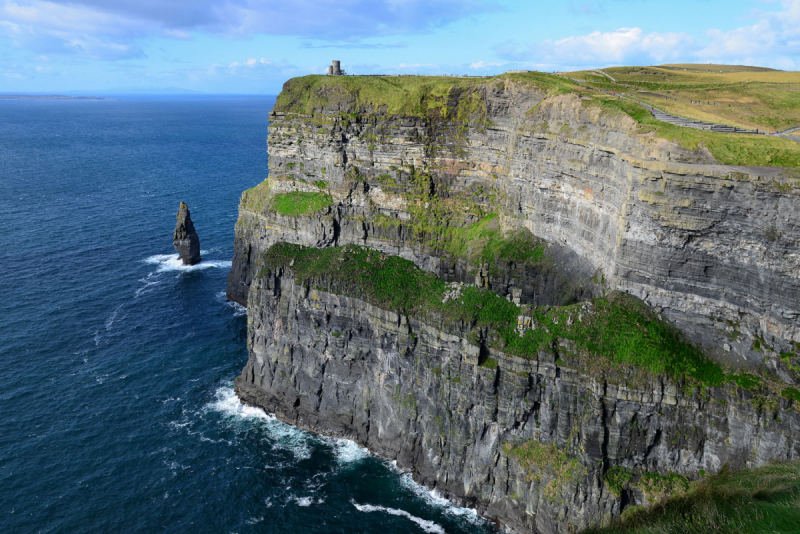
173;202;201;265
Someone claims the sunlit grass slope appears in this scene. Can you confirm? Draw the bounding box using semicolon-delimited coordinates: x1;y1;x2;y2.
582;461;800;534
569;64;800;132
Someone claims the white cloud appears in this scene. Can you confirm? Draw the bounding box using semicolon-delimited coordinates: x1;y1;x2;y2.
207;56;293;76
496;0;800;70
496;27;693;69
0;0;493;59
694;0;800;68
469;60;505;69
0;1;148;59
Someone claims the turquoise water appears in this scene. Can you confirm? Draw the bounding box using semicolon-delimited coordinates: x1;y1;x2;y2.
0;97;494;534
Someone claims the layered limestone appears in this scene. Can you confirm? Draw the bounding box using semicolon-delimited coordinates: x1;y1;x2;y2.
227;74;800;532
174;202;201;265
228;77;800;378
235;267;800;533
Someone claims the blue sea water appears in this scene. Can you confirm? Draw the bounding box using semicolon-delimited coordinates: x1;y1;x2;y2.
0;97;495;534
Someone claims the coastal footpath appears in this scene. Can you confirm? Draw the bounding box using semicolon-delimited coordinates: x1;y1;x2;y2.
227;73;800;532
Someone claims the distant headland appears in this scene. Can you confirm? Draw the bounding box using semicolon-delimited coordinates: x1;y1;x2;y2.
0;94;113;100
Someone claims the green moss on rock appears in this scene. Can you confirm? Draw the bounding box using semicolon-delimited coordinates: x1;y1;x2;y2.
271;192;332;216
257;243;739;387
240;179;272;212
504;440;587;501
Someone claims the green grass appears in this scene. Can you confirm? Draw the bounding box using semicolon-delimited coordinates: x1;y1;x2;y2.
273;69;800;169
240;179;272;212
606;467;636;499
270;192;332;216
582;461;800;534
370;166;548;267
440;213;546;266
591;96;800;168
257;243;744;388
274;72;582;118
504;440;587;501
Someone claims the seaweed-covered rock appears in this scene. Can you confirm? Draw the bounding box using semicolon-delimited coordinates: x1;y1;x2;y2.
173;202;201;265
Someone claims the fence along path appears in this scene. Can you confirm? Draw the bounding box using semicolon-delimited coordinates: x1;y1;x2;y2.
560;76;786;136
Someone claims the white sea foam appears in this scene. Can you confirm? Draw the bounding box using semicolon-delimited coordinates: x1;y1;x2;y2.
143;253;231;273
105;304;124;330
398;471;483;523
351;501;445;534
135;272;161;297
323;437;370;465
206;387;312;460
216;291;246;317
294;496;313;507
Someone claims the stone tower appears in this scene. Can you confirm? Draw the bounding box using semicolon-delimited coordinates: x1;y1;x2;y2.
326;60;345;76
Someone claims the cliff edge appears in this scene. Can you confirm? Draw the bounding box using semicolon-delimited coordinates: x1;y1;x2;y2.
227;73;800;532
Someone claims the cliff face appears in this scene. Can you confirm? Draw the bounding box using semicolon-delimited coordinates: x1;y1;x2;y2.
227;74;800;532
235;266;800;533
228;79;799;375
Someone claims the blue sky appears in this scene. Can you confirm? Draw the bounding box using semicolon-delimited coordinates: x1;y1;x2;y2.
1;0;798;94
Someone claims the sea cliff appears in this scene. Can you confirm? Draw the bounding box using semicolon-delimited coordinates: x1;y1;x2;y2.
227;73;800;532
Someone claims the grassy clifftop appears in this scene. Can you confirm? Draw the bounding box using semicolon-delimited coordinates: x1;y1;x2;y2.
271;70;800;168
273;72;578;117
570;64;800;132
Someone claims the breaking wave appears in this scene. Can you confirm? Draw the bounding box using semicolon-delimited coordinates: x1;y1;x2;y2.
351;501;445;534
205;386;312;460
144;253;231;273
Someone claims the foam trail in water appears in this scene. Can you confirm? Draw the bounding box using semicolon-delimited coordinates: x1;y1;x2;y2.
135;272;161;297
351;501;445;534
205;387;312;460
105;304;124;330
216;291;246;317
144;253;231;273
398;471;483;523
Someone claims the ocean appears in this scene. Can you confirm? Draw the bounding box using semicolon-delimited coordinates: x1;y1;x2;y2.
0;96;495;534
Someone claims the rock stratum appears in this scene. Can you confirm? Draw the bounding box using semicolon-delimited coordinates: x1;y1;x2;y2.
227;73;800;532
174;201;201;265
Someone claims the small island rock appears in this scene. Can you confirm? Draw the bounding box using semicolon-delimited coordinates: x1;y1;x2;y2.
173;202;201;265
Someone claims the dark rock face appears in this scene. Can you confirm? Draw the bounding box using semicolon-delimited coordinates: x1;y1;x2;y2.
228;85;800;376
227;79;800;533
173;202;201;265
235;269;800;533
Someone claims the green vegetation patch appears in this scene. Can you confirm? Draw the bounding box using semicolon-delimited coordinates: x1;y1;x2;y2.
604;467;690;502
258;243;732;387
590;96;800;168
274;72;581;118
583;461;800;534
270;192;332;217
606;467;635;498
507;291;726;386
371;167;548;268
240;179;272;212
441;213;546;266
504;440;587;500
